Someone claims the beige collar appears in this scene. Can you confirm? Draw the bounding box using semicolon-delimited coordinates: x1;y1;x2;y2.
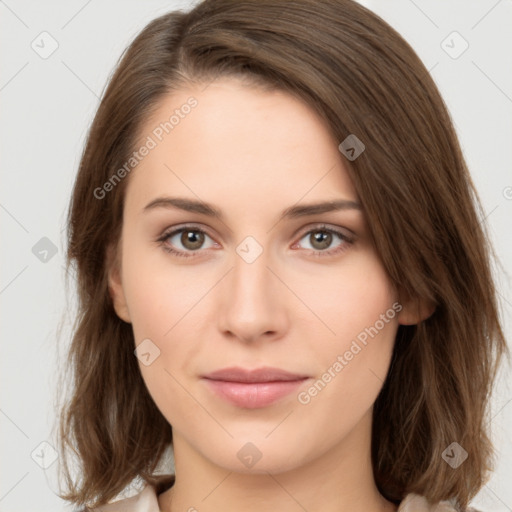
398;493;460;511
91;485;467;512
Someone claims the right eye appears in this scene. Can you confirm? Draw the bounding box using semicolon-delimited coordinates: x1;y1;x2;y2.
157;225;218;258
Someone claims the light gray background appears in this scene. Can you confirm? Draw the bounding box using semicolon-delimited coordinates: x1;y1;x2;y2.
1;1;511;511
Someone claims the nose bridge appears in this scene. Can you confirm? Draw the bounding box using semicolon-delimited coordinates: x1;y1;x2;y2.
217;237;286;341
231;240;274;307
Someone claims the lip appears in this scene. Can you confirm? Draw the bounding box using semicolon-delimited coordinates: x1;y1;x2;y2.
203;366;309;383
201;366;310;409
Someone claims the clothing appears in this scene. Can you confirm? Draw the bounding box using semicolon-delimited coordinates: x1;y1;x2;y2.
88;483;480;512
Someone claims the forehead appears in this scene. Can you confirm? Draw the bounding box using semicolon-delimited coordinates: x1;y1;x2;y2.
124;77;358;216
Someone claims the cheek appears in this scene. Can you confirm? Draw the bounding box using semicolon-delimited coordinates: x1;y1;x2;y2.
120;243;211;411
298;251;398;345
121;238;211;341
295;258;398;444
295;252;398;404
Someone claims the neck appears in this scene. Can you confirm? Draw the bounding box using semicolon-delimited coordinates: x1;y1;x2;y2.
158;409;397;512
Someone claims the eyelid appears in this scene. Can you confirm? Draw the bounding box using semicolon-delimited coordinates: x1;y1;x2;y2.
159;222;213;237
293;222;355;240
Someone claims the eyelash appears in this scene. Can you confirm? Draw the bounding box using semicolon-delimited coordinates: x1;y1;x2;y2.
156;224;354;259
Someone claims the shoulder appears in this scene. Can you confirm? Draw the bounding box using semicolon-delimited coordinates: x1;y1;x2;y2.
85;488;483;512
399;493;482;512
84;484;160;512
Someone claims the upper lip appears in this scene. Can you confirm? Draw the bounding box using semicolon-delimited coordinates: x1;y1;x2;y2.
202;366;309;383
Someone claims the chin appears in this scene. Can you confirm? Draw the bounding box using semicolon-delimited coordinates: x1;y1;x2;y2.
202;441;311;476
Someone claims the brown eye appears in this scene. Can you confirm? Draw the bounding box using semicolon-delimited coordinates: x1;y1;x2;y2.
294;226;354;257
159;227;216;257
180;230;205;250
309;231;332;250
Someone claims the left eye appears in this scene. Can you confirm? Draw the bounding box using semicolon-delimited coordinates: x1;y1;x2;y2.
294;227;352;254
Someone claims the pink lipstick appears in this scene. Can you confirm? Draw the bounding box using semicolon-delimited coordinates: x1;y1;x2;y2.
202;367;310;409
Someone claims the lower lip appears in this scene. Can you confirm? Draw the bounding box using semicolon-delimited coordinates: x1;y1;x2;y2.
203;378;308;409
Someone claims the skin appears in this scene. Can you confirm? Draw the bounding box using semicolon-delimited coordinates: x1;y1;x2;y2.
107;77;432;512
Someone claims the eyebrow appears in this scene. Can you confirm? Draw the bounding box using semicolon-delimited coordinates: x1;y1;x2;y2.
143;196;362;221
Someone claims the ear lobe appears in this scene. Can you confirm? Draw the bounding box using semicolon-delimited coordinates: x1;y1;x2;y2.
106;242;131;324
397;294;436;326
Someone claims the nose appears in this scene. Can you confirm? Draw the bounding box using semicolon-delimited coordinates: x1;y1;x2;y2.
217;245;289;344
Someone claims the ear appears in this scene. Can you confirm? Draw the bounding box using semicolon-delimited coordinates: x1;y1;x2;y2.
106;242;131;324
397;292;436;326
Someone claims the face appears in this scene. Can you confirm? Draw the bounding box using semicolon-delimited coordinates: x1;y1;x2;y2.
108;77;415;475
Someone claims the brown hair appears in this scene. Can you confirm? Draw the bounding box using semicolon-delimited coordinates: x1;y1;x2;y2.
56;0;510;509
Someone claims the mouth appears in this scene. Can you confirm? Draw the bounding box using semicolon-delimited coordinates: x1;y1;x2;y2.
201;366;310;409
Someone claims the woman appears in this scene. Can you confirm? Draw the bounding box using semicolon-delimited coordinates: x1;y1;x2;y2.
56;1;509;511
